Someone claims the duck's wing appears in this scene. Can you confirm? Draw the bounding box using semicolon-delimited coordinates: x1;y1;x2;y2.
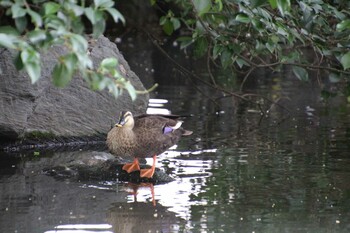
134;115;179;133
132;115;191;157
135;114;192;134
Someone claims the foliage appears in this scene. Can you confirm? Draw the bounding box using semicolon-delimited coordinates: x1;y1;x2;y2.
0;0;138;100
153;0;350;84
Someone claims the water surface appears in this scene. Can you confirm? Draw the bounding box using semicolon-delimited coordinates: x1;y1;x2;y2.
1;79;350;233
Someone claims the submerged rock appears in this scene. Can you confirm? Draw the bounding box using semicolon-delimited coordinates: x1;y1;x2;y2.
0;36;149;144
43;151;174;184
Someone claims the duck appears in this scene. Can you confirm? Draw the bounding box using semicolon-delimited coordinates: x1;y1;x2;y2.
106;111;193;178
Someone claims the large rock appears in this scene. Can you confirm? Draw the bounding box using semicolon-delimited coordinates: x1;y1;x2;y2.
0;36;149;143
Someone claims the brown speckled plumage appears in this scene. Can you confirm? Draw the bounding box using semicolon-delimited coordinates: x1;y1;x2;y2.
106;112;192;159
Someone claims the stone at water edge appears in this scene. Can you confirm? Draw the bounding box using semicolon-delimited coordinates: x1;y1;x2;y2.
0;35;149;143
42;151;175;184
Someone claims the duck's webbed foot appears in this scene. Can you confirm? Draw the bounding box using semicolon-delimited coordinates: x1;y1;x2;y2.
122;158;141;173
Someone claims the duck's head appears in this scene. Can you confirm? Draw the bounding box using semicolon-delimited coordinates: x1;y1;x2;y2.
116;111;134;128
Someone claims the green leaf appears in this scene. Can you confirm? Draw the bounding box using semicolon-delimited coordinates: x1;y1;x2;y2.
332;8;345;20
101;58;118;70
57;11;68;24
214;0;223;11
220;49;232;69
0;26;19;35
213;44;224;59
162;19;174;36
105;8;125;24
100;78;114;90
0;1;11;7
0;33;18;49
270;35;279;44
252;19;263;31
71;19;84;34
11;3;26;18
236;58;249;68
67;3;85;17
63;53;78;75
85;7;96;24
85;7;104;32
70;34;88;52
292;66;308;81
27;9;43;27
14;52;24;70
52;54;77;87
21;49;41;84
276;24;288;37
268;0;277;8
340;52;350;70
193;0;211;16
230;43;242;54
194;37;208;58
171;17;181;30
44;2;61;15
94;0;114;8
281;51;300;63
276;0;291;16
336;20;350;32
124;81;137;101
251;0;267;8
52;63;71;87
177;36;193;49
89;72;104;90
27;30;46;44
76;52;93;69
15;16;28;33
108;83;119;98
266;35;280;53
266;40;275;53
92;19;106;38
45;15;64;31
235;14;250;24
159;16;167;25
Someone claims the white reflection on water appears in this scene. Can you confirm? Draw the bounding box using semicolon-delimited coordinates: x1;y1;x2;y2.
149;98;169;104
45;224;113;233
46;231;112;233
155;179;209;220
133;149;217;220
147;107;171;115
147;98;171;115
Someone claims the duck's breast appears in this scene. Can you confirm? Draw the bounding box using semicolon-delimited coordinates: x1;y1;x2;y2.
106;127;137;156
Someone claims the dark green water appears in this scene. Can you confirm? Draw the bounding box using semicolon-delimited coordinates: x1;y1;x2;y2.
1;79;350;233
147;81;350;233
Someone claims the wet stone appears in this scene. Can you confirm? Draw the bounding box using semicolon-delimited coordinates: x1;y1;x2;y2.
42;151;174;184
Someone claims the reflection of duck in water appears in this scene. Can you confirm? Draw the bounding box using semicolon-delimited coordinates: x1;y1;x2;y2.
107;111;192;178
107;198;185;233
126;182;156;206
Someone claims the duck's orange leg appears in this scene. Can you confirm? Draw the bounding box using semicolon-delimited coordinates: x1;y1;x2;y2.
150;183;156;206
140;155;157;178
122;158;141;173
